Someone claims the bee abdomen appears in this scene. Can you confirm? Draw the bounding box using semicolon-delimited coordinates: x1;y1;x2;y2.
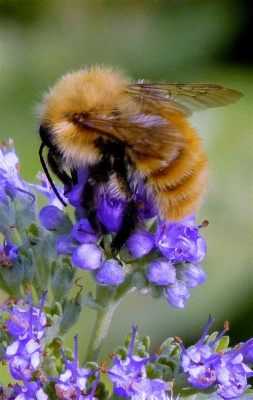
149;141;208;220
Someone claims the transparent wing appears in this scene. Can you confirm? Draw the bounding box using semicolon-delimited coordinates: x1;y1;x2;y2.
73;113;185;159
127;82;243;116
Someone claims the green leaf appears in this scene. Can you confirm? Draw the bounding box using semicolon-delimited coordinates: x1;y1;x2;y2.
28;223;39;237
31;228;56;292
44;314;62;343
85;361;99;370
59;296;83;335
0;258;24;296
0;196;15;239
146;363;164;379
13;190;36;238
51;258;75;302
113;346;127;359
19;248;34;285
216;335;230;351
141;335;150;351
207;331;219;343
46;301;62;317
84;292;103;311
41;356;58;377
0;343;6;361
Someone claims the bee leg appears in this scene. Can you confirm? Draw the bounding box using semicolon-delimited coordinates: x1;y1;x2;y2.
111;198;139;255
80;153;111;231
81;179;101;232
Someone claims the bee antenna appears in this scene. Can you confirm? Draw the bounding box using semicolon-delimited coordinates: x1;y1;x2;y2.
39;143;67;207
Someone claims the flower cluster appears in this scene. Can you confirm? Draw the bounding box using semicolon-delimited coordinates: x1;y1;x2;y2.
0;139;26;198
1;294;253;399
1;140;252;399
39;166;207;308
1;294;48;398
54;335;99;399
0;294;101;400
108;326;173;399
0;140;25;269
180;316;253;399
7;381;48;400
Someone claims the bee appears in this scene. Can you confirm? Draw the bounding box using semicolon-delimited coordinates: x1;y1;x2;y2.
38;66;242;252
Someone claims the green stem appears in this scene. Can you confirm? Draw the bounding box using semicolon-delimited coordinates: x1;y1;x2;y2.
84;300;118;364
83;274;134;365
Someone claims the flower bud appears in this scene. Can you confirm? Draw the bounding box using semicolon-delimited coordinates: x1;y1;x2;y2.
39;205;72;234
71;244;103;270
71;218;100;244
147;259;176;286
127;232;154;258
165;280;190;308
95;259;125;286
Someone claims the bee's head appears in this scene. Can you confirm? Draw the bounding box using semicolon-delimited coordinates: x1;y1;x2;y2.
38;66;131;168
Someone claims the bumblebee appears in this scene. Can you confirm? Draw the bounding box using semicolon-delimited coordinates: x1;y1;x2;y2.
38;66;242;251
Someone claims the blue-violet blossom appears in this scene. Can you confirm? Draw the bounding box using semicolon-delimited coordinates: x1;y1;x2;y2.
180;316;253;399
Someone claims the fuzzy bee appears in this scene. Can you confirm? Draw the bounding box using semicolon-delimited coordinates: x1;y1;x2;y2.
38;66;242;252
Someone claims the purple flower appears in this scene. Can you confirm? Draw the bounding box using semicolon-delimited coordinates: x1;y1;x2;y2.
130;378;168;399
127;232;154;258
71;218;100;244
155;216;206;264
165;280;190;308
147;259;176;286
180;316;223;389
216;362;251;399
56;235;76;255
97;195;125;233
2;293;47;340
0;139;27;197
95;259;125;286
54;335;98;400
6;337;42;380
242;338;253;364
39;205;67;230
30;172;65;210
216;340;253;399
1;294;47;381
9;381;48;400
71;244;103;270
108;326;156;398
179;263;207;288
133;179;156;219
66;167;89;208
0;239;19;267
180;316;253;398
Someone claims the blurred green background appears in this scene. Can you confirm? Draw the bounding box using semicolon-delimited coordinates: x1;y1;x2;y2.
0;0;252;380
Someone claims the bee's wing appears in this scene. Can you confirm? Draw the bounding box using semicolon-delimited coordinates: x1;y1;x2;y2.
76;113;185;159
127;83;243;116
